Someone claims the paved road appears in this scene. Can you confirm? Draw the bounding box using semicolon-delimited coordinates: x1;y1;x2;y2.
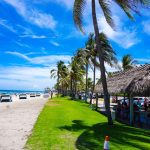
0;96;48;150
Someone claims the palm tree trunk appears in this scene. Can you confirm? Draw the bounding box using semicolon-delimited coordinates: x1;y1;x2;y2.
57;71;60;95
90;63;96;104
92;0;113;125
74;80;77;99
96;93;98;110
70;75;73;97
85;62;88;101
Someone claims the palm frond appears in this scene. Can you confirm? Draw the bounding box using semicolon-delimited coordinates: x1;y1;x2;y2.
98;0;115;29
50;69;56;74
73;0;86;33
114;0;150;20
99;32;118;66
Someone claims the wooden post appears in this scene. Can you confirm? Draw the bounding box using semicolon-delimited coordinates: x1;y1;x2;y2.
96;93;98;110
129;95;134;125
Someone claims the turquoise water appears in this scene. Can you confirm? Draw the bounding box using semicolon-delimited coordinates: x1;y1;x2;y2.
0;90;43;95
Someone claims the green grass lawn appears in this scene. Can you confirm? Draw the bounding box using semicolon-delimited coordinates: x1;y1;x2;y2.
25;96;150;150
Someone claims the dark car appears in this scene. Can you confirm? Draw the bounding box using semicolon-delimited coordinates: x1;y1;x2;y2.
30;93;36;97
0;94;12;102
19;94;27;99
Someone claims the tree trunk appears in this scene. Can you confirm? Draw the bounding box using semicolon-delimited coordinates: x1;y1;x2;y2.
74;80;77;99
57;71;60;96
90;61;96;104
85;62;88;102
92;0;113;125
95;93;98;110
70;75;73;97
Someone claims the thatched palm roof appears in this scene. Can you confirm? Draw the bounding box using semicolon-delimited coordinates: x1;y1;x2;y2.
94;64;150;96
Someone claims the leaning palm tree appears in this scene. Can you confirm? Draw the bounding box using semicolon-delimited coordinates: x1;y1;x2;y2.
122;54;136;70
85;32;118;104
80;34;96;101
73;0;149;125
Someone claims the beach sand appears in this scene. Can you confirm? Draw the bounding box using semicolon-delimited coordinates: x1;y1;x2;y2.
0;94;49;150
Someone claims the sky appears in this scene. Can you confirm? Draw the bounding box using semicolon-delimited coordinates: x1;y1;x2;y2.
0;0;150;91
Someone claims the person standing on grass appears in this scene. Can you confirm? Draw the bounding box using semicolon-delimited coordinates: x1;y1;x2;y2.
51;90;53;99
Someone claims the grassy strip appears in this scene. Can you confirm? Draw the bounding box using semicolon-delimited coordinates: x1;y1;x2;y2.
25;96;150;150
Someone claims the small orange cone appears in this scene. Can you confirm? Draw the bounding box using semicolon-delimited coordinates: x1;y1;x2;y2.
104;136;110;150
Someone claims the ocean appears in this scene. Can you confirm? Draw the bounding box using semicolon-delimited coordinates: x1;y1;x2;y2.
0;90;43;95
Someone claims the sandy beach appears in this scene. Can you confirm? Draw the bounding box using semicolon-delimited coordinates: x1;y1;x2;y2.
0;94;49;150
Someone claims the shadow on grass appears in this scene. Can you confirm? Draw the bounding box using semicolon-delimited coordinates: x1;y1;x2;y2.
59;120;150;150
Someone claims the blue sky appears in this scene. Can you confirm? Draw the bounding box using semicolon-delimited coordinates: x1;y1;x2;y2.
0;0;150;90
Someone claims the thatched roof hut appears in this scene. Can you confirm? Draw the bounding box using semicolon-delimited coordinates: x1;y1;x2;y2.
95;64;150;96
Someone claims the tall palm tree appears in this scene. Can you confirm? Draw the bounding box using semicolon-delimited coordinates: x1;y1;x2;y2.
73;0;149;125
85;33;97;103
69;55;85;98
83;34;96;101
84;32;118;104
122;54;136;70
50;61;67;95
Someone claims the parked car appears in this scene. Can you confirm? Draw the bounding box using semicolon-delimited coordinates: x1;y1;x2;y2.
0;94;12;102
30;93;36;97
36;93;41;97
19;94;27;99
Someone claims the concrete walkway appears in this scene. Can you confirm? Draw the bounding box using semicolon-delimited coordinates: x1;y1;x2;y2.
0;95;48;150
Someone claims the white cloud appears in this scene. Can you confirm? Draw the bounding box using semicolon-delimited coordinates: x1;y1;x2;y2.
142;20;150;35
0;19;17;33
20;34;47;39
6;51;72;66
0;65;56;90
16;42;30;48
135;58;150;63
17;25;48;39
3;0;57;30
0;61;120;91
6;51;31;61
31;55;71;65
50;41;60;47
48;0;74;9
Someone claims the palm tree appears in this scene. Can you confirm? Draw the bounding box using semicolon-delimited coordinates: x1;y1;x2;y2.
50;61;67;95
122;54;136;70
84;32;118;104
81;34;96;101
69;55;85;99
83;33;98;103
73;0;149;125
